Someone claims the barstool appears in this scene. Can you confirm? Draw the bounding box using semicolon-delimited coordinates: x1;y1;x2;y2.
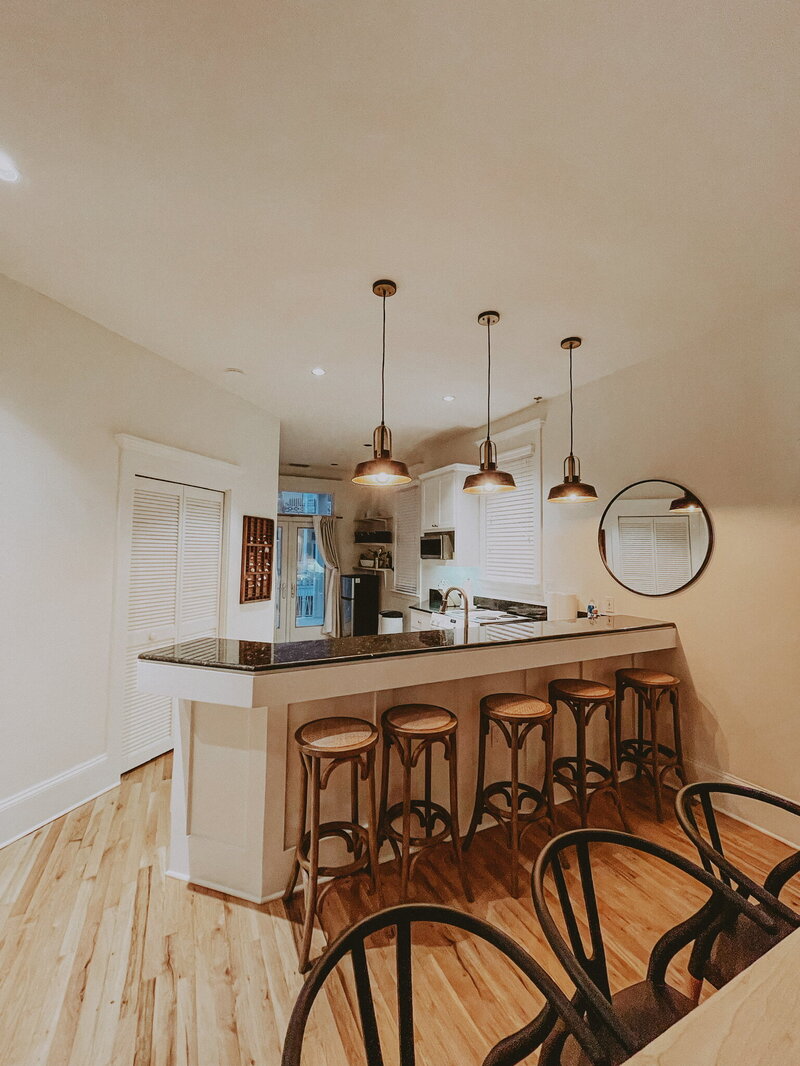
463;693;556;898
548;678;631;832
616;667;687;821
378;704;473;903
283;716;382;973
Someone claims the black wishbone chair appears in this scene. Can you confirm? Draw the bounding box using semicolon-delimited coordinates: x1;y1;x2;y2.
675;781;800;999
281;902;611;1066
532;829;781;1064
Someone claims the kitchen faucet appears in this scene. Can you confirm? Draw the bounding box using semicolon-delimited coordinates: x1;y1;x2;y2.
439;587;470;643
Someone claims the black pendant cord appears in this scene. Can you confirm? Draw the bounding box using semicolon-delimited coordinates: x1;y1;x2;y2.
380;291;386;427
486;318;492;442
568;346;574;458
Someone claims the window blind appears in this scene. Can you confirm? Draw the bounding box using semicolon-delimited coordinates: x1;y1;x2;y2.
393;485;421;595
617;515;692;594
481;451;541;587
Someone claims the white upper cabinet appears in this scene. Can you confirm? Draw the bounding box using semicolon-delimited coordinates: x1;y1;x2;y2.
418;464;479;565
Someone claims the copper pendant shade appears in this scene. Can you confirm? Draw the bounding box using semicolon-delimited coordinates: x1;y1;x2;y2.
669;489;702;513
547;337;598;503
352;280;411;487
462;312;517;494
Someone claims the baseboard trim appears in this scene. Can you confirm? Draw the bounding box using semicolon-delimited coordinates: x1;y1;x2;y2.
684;758;800;849
0;754;118;850
166;869;270;905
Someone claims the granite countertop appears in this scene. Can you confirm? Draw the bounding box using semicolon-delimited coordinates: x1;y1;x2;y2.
139;615;674;673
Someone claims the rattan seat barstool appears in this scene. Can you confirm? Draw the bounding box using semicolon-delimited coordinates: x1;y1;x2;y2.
616;667;687;821
548;678;631;832
378;704;473;903
283;716;382;973
463;692;556;897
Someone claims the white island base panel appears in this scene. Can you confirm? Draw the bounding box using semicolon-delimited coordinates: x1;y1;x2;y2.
139;624;676;903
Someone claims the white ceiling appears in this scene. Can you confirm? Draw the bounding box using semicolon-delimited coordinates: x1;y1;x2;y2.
1;1;797;468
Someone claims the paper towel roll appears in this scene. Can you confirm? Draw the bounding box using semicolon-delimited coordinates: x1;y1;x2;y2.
547;593;578;621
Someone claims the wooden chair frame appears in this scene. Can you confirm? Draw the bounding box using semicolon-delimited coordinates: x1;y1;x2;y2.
675;781;800;995
281;902;611;1066
531;828;780;1058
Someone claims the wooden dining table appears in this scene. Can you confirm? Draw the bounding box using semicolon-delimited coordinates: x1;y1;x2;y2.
627;926;800;1064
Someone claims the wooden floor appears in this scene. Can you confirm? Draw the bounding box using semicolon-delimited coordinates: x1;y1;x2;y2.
0;755;797;1066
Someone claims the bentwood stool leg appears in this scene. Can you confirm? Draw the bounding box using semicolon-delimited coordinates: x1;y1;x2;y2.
649;693;664;821
607;701;632;833
283;751;308;902
464;713;489;851
635;689;645;778
399;738;413;902
424;744;433;838
575;707;589;827
447;732;474;902
543;716;557;833
350;759;361;859
615;686;624;775
509;723;521;898
378;733;392;853
298;756;321;973
671;689;688;785
365;749;384;905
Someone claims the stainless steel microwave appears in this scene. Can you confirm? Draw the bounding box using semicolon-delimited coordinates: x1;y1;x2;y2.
420;532;454;560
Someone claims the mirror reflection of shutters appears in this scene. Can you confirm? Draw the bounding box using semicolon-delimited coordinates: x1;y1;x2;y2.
617;515;691;595
123;478;223;772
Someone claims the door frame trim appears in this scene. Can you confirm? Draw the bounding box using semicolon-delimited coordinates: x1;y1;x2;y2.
274;516;326;642
110;435;241;777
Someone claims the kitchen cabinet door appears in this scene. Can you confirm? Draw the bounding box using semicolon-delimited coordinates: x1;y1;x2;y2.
438;473;456;528
422;478;441;530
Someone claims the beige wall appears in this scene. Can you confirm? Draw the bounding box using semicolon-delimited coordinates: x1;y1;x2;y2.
384;315;799;836
0;273;281;844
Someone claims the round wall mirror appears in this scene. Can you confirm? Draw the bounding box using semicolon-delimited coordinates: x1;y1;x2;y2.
598;480;713;596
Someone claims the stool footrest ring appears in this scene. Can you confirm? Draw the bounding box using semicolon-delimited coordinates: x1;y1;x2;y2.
298;819;371;880
382;799;451;849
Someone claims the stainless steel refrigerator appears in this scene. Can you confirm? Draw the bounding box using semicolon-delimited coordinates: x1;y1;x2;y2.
340;573;380;637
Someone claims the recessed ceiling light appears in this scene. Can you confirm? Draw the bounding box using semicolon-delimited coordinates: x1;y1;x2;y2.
442;395;456;403
0;150;20;183
311;367;326;376
224;367;245;375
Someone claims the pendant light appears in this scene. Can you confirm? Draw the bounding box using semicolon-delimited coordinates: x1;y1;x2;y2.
352;280;412;487
669;489;702;513
463;312;517;494
547;336;598;502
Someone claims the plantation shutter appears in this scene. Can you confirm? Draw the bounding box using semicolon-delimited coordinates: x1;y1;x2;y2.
481;450;541;587
653;516;692;592
123;477;224;771
617;516;657;594
179;487;224;637
393;485;421;595
617;515;691;594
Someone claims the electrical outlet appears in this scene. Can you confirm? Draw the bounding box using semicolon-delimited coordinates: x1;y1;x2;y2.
602;596;615;615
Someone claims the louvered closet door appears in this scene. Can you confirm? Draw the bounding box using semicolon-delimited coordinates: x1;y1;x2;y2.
617;515;692;595
122;477;224;772
653;516;692;593
179;487;224;641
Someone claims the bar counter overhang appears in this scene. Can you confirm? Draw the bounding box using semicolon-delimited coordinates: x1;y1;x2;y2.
138;616;676;903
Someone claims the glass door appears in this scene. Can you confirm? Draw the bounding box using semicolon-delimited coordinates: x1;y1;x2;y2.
274;519;326;642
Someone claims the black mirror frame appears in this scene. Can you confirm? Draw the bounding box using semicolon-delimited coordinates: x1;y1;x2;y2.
598;479;714;597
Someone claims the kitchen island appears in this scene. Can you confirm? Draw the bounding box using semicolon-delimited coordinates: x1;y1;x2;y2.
138;615;676;902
